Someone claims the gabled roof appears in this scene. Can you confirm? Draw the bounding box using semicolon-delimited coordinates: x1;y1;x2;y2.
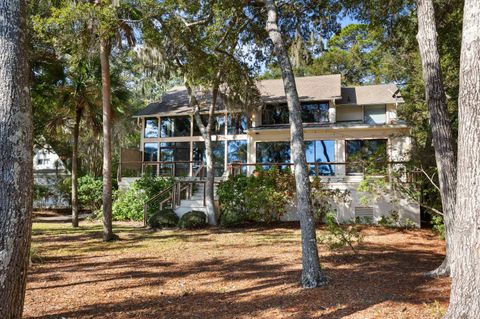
135;75;403;117
135;86;224;117
337;84;403;105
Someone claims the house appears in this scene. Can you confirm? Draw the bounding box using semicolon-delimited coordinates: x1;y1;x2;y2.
33;145;71;209
119;74;420;225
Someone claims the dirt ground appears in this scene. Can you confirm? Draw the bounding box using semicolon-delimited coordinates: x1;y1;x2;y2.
23;222;450;319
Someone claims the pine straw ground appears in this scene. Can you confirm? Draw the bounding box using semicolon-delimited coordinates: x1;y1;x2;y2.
24;222;450;319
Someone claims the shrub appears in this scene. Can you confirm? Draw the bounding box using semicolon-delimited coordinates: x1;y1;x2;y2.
431;215;445;239
377;212;400;227
217;167;295;225
112;185;147;221
310;177;350;223
220;209;248;227
178;210;207;229
135;175;175;198
318;212;363;254
78;175;103;212
112;175;174;222
148;208;179;228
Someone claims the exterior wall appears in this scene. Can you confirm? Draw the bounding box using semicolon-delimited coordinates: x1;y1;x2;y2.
282;182;420;227
134;106;420;226
33;146;71;209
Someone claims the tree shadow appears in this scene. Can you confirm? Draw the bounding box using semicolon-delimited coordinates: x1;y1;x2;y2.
25;237;448;319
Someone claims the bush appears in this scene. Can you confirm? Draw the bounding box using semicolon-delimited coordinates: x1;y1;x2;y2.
112;185;147;221
178;210;207;229
112;175;174;222
78;175;103;212
220;209;248;227
135;175;175;198
432;215;445;239
310;177;350;223
217;167;295;225
148;208;179;228
318;213;363;254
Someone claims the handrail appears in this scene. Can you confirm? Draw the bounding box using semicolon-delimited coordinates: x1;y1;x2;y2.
192;162;205;180
143;178;212;227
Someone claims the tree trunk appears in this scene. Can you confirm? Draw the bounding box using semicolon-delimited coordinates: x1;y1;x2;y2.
443;1;480;317
71;105;82;228
0;1;33;317
202;130;216;225
264;0;327;288
186;82;218;225
416;0;457;277
100;38;116;241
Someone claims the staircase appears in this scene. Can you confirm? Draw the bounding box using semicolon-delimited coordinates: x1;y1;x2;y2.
174;182;207;217
143;164;220;225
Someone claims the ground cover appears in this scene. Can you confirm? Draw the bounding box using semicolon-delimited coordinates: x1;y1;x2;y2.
24;222;450;319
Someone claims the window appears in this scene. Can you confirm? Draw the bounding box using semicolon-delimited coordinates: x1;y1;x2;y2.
227;113;248;134
262;104;289;125
346;139;388;175
305;140;335;176
228;140;248;175
193;141;226;177
160;116;191;137
301;102;329;123
159;142;190;176
143;143;158;162
228;140;248;163
364;105;386;124
144;117;159;138
256;142;291;170
193;115;226;136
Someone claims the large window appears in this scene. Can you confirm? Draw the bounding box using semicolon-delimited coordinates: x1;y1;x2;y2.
193;115;226;136
262;104;289;125
346;139;388;175
144;117;159;138
159;142;190;176
364;105;386;124
256;142;291;171
301;102;329;123
144;143;158;162
227;113;248;135
161;116;191;137
228;140;247;163
305;140;335;176
193;141;225;177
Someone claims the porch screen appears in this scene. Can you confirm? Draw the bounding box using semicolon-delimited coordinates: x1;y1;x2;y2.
161;116;191;137
193;141;225;177
301;102;329;123
193;115;226;136
305;140;335;176
262;104;289;125
143;143;158;162
228;140;247;175
160;142;190;176
346;139;387;175
144;117;159;138
256;142;290;170
227;114;248;135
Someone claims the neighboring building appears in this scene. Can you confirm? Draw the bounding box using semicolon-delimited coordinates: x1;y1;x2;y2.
120;74;420;225
33;145;71;209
